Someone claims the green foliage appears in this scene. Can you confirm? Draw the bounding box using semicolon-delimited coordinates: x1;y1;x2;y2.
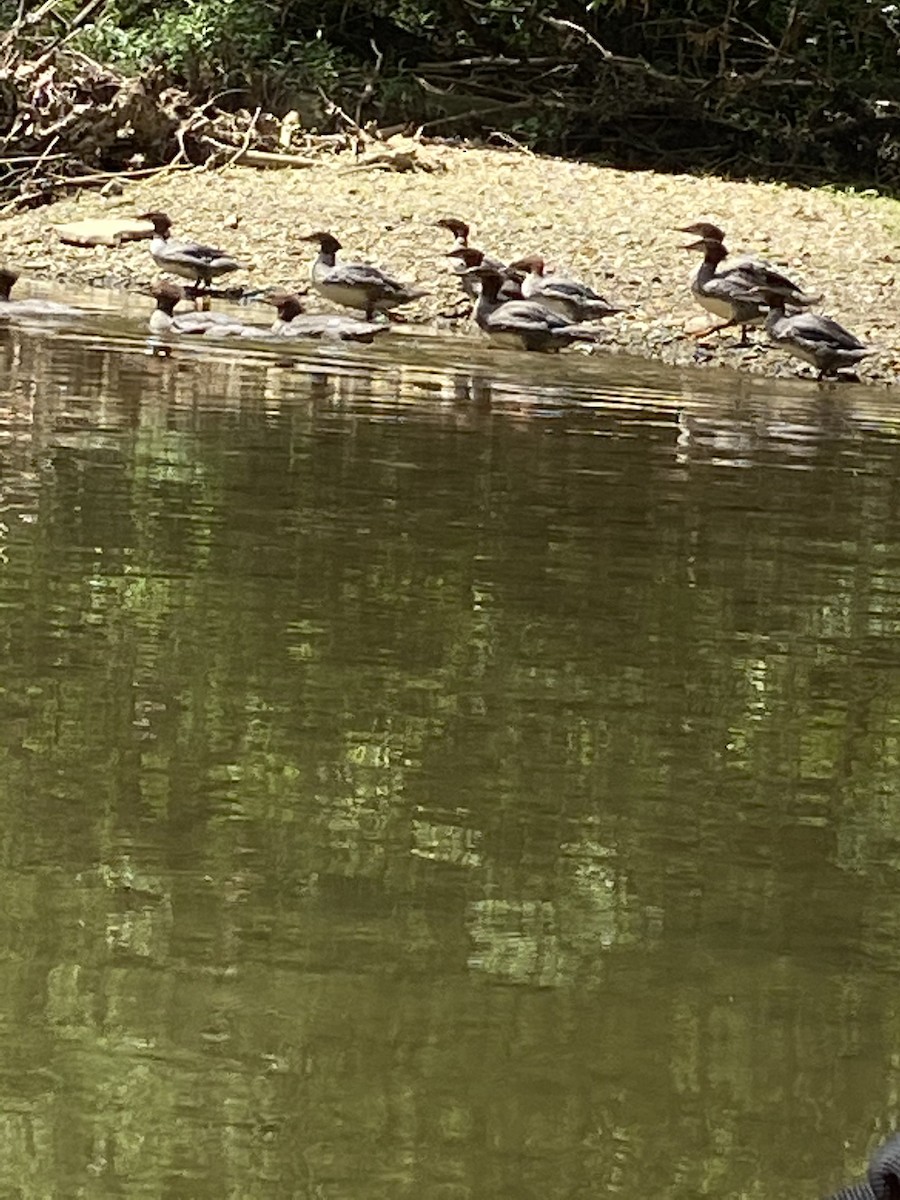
63;0;900;186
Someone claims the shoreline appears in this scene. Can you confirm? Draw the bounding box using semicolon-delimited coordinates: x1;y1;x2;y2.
2;142;899;384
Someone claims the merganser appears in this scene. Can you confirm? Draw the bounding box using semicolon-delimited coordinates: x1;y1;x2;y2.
827;1132;900;1200
467;266;606;352
0;267;83;317
446;248;523;301
138;211;243;290
508;255;622;322
679;225;818;343
140;280;258;337
436;218;509;300
301;231;428;321
752;288;873;379
263;290;391;342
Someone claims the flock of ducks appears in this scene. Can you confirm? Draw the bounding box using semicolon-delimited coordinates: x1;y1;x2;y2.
0;208;876;380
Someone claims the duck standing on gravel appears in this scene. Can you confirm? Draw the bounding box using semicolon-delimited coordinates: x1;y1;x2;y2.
139;211;243;292
446;247;523;301
466;265;607;352
300;231;428;321
264;290;391;343
436;218;509;301
679;222;818;344
750;287;873;379
508;254;622;323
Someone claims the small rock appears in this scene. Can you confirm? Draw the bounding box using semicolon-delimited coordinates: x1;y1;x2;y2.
100;179;124;198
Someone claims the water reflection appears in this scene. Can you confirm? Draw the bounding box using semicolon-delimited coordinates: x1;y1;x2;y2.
1;312;900;1197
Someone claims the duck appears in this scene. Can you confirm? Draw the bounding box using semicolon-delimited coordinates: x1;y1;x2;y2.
0;267;84;317
446;247;523;301
827;1131;900;1200
436;218;509;300
263;290;391;343
753;288;873;379
140;280;260;337
300;231;428;321
466;265;606;352
138;211;243;291
679;224;818;343
507;254;622;322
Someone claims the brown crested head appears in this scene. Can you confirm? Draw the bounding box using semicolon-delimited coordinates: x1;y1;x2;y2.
301;231;342;255
0;267;19;300
138;210;173;236
678;221;726;242
684;237;728;264
507;254;545;274
436;217;471;241
264;289;305;320
464;264;503;295
446;246;484;268
139;279;184;311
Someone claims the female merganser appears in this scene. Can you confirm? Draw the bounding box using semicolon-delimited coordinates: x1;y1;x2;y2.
446;247;523;300
467;266;606;352
436;218;509;300
138;211;243;291
140;280;257;336
827;1132;900;1200
680;224;818;343
301;231;428;321
508;254;622;322
0;267;83;317
264;290;391;342
753;288;872;379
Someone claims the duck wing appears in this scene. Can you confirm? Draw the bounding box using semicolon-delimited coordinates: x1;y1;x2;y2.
327;262;410;298
785;311;866;349
486;299;572;332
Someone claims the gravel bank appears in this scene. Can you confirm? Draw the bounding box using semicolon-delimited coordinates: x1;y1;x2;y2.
2;142;899;383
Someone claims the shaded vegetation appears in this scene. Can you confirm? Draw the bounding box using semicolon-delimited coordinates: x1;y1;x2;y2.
65;0;900;185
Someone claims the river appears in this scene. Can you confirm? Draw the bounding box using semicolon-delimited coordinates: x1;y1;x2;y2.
1;296;899;1198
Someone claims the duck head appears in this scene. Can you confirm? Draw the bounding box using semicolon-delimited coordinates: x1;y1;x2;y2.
301;231;342;256
138;210;174;237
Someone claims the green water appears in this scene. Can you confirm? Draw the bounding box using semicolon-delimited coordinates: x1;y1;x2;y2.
1;310;899;1199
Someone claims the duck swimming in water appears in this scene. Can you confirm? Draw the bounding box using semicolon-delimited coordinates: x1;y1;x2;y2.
679;223;819;344
751;287;873;379
139;211;243;291
301;231;429;321
467;265;607;352
0;267;84;318
140;280;259;337
263;290;391;343
507;254;622;323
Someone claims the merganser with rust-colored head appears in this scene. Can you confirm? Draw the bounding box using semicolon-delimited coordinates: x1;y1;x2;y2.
466;265;607;353
508;254;623;323
263;290;391;343
300;231;428;321
749;287;873;379
138;211;243;291
446;247;523;301
678;222;819;343
437;219;510;301
140;280;260;337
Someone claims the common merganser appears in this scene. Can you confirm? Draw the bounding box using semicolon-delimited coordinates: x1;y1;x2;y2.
0;267;83;317
827;1132;900;1200
300;231;428;321
680;233;819;344
436;218;508;300
264;290;391;342
138;211;243;290
508;255;622;322
752;288;873;379
446;248;523;301
467;266;606;352
140;280;258;337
